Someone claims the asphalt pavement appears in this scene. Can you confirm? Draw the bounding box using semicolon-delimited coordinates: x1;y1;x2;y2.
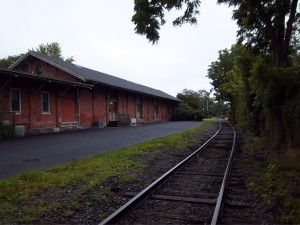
0;121;203;179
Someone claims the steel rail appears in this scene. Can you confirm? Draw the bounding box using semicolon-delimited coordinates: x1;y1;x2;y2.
99;120;222;225
211;121;236;225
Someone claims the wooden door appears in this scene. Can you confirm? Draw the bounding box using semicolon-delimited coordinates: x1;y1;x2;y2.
61;94;76;122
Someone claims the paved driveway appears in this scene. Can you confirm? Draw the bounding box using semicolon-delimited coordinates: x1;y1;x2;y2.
0;121;202;179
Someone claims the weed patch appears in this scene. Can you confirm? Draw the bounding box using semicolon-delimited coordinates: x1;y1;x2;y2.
244;134;300;224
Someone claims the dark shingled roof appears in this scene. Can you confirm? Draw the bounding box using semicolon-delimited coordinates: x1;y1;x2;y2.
9;51;180;102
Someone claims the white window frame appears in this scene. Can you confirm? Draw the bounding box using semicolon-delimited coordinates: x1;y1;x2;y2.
10;88;21;114
41;91;51;114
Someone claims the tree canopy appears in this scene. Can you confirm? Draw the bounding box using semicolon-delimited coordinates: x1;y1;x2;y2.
33;42;75;63
132;0;300;150
132;0;299;68
217;0;299;68
175;88;228;120
0;54;24;69
207;42;300;149
132;0;201;44
0;42;74;69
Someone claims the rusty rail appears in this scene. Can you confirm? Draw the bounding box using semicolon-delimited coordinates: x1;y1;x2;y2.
99;120;222;225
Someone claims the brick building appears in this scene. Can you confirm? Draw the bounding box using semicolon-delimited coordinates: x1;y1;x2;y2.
0;51;180;134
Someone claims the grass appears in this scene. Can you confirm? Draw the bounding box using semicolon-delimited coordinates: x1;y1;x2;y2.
0;119;216;224
244;134;300;224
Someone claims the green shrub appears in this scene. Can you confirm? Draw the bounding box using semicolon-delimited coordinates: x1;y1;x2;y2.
0;125;15;139
173;102;204;121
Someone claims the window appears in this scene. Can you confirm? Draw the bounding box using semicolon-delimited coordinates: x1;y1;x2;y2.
41;92;50;114
10;88;21;113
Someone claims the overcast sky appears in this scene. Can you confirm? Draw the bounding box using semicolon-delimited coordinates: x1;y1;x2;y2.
1;0;237;97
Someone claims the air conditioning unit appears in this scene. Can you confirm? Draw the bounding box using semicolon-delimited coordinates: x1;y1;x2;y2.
14;125;26;137
130;118;137;126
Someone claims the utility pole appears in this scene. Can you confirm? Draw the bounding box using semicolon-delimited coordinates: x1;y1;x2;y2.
207;99;209;118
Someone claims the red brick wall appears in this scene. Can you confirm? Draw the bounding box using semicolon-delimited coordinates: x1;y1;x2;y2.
142;98;148;121
60;89;76;122
29;84;57;128
2;52;178;132
92;88;107;123
5;79;30;126
118;91;127;114
160;101;166;120
0;77;59;128
17;60;77;82
0;77;11;113
143;98;152;122
1;72;176;131
79;89;93;126
159;100;170;120
145;98;154;122
126;93;136;119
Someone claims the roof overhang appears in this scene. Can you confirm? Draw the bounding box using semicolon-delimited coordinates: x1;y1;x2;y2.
8;51;180;102
8;51;86;82
91;81;181;102
0;69;93;89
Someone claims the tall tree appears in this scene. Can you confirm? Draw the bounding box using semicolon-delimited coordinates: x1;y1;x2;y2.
34;42;63;59
177;89;202;109
213;0;300;149
33;42;75;63
0;42;75;69
132;0;300;149
0;54;24;69
176;89;205;120
207;48;235;101
217;0;299;68
176;88;225;118
207;44;256;126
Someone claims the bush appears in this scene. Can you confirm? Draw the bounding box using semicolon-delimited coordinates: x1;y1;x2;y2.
0;125;15;139
173;103;203;121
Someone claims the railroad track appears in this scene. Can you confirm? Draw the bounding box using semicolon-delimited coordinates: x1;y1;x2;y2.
99;120;239;224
